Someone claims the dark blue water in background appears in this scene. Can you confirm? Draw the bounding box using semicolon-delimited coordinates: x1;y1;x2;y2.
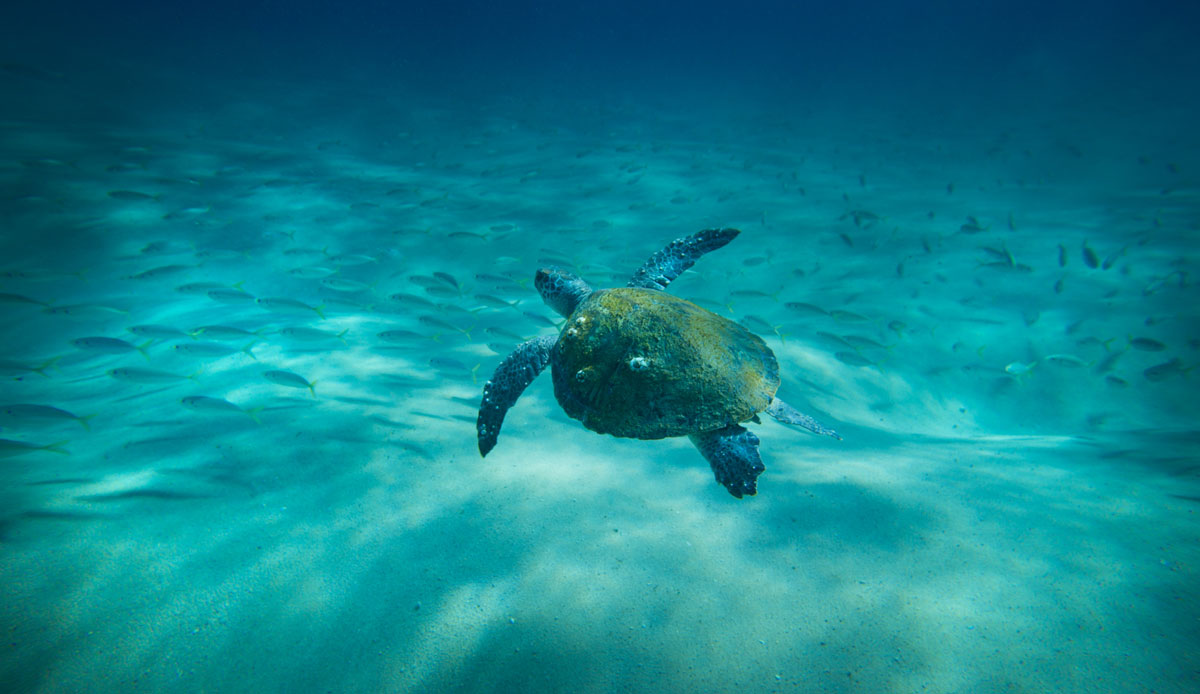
2;2;1198;692
8;1;1200;117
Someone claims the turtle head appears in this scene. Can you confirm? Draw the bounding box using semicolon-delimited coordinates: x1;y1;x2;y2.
535;267;593;318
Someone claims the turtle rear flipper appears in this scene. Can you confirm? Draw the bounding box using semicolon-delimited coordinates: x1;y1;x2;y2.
766;398;842;440
478;335;557;456
689;425;764;498
628;228;740;291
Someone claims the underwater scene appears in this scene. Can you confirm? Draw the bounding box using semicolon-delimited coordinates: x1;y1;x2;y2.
2;1;1198;692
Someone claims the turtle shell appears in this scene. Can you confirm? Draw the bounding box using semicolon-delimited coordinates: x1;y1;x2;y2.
550;287;780;439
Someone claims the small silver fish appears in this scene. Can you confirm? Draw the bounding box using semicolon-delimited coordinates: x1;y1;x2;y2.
981;261;1033;273
407;275;441;288
128;324;189;339
484;325;526;342
277;326;348;343
980;245;1014;265
140;240;187;255
472;294;520;309
107;190;156;201
438;303;482;318
740;315;775;334
475;272;518;286
0;404;92;430
784;302;828;316
207;288;256;303
282;247;328;257
162;206;211;221
830;310;870;323
173;341;257;359
3;268;85;283
263;370;316;396
1043;354;1090;368
840;209;881;228
377;329;425;343
834;351;874;367
328;253;377;266
1101;247;1125;270
418;315;470;337
176;281;230;294
730;289;774;300
0;438;69;457
109;367;198;384
389;292;437;308
45;304;130;319
1141;270;1187;297
71;336;150;358
1144;359;1189;382
1091;349;1125;375
0;292;48;306
814;332;851;348
429;357;478;381
522;311;558;327
0;357;59;379
125;264;193;280
423;286;461;299
189;325;261;341
1128;337;1166;352
288;266;338;279
320;277;371;292
842;335;890;350
433;271;460;288
256;297;325;318
959;216;987;233
180;396;261;422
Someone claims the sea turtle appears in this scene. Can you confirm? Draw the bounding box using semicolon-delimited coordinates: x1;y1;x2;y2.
476;228;841;498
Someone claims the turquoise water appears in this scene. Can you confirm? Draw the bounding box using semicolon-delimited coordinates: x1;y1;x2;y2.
2;2;1199;692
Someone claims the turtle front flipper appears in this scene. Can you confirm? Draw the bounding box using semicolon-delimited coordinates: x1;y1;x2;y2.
477;335;557;456
689;425;764;498
627;228;741;291
766;398;842;440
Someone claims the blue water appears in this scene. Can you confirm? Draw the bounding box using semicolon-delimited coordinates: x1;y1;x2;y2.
2;2;1198;692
